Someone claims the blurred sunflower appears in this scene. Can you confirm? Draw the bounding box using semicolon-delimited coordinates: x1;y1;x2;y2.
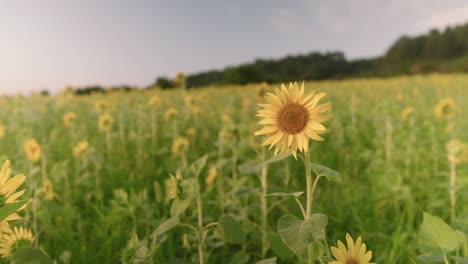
256;82;269;98
40;178;56;200
63;111;77;128
0;226;34;257
171;137;189;157
0;161;28;214
73;140;89;158
255;82;332;158
435;98;457;120
329;233;373;264
0;125;5;139
205;167;217;187
446;139;468;164
185;127;196;138
401;107;414;121
94;99;110;112
23;139;41;163
175;71;186;86
164;108;178;122
98;113;114;132
148;95;161;107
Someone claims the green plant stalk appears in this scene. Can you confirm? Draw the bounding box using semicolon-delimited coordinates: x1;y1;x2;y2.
449;158;456;222
303;149;314;264
196;182;205;264
260;152;268;258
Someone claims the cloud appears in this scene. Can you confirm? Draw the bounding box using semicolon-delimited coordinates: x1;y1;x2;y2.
418;4;468;31
269;8;299;33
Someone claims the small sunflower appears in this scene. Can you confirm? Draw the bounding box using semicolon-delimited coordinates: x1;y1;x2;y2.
435;98;457;120
205;167;217;187
446;139;468;164
164;108;178;122
185;127;196;138
73;140;89;158
175;71;186;85
255;82;332;158
148;95;162;107
94;99;110;112
40;178;56;200
256;82;269;99
401;107;414;121
0;226;34;257
0;125;5;139
23;139;41;163
63;111;77;128
171;137;189;157
98;113;114;132
329;233;374;264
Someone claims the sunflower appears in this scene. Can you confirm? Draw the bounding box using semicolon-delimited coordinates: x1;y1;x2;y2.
0;161;28;215
148;95;161;107
94;99;110;112
175;71;186;85
329;233;374;264
164;108;178;122
171;137;189;157
256;82;269;99
0;226;34;257
401;107;414;121
446;139;468;164
63;111;77;128
73;140;89;158
434;98;457;120
205;166;217;187
40;178;55;200
0;125;5;139
98;113;114;132
255;82;332;158
23;139;41;163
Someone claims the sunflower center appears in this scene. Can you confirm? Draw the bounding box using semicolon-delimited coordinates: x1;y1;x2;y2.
277;103;308;134
345;258;360;264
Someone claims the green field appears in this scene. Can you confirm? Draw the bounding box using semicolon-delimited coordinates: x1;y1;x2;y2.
0;74;467;263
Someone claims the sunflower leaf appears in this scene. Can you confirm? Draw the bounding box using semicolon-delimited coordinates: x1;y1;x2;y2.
11;247;53;264
238;152;291;174
151;217;179;240
277;213;327;258
0;199;30;222
310;163;341;183
418;212;466;255
186;155;208;179
266;192;304;198
256;257;277;264
218;215;245;244
170;198;191;217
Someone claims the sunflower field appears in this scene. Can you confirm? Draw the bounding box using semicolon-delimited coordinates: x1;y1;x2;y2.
0;74;467;263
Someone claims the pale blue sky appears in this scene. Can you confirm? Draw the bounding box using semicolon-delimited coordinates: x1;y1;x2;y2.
1;0;468;93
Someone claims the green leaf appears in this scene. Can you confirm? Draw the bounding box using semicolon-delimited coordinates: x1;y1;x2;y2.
268;231;292;259
186;155;208;178
256;257;277;264
416;255;445;262
238;152;291;174
151;217;179;239
266;192;303;198
228;252;250;264
418;212;466;254
0;199;30;222
452;256;468;264
277;213;328;258
11;247;53;264
310;163;341;183
218;215;245;244
170;198;191;217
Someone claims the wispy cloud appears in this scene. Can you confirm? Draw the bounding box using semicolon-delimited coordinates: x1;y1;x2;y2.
418;4;468;31
269;8;299;33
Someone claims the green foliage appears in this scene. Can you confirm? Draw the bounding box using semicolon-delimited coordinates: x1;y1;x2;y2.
418;212;465;256
0;199;30;222
310;163;341;183
218;215;246;244
10;247;53;264
277;213;328;258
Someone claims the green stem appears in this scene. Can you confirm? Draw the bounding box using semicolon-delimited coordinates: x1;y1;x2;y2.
196;183;205;264
449;158;456;222
260;150;268;258
303;149;314;264
304;150;312;219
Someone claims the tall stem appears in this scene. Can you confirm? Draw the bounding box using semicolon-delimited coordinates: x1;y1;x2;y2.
304;149;314;264
449;159;457;222
196;183;205;264
260;149;268;258
304;150;312;219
